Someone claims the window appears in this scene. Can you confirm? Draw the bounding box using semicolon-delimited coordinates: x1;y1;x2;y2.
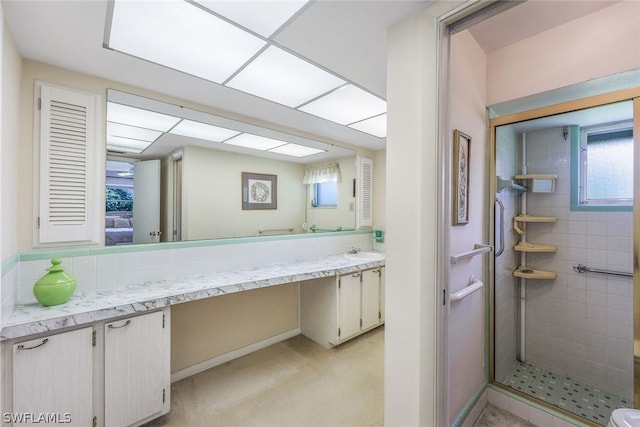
574;121;633;210
312;182;337;207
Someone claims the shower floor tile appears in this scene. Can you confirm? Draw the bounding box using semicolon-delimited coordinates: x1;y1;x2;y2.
505;362;631;425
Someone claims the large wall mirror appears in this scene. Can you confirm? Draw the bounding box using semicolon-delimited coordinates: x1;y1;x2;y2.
105;90;358;245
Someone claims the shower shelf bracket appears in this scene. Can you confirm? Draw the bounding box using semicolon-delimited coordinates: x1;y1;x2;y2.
514;241;557;253
514;215;557;223
513;267;556;280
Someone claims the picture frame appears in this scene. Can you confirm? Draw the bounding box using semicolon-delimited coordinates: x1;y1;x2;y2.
452;130;471;225
242;172;277;210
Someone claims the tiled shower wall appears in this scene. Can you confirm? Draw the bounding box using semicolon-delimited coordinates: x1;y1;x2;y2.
1;232;373;317
494;125;521;382
523;127;633;398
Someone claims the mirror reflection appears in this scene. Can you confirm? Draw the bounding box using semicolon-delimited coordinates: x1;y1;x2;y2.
105;90;357;245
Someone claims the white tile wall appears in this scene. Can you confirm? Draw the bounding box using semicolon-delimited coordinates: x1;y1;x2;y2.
5;232;373;310
523;127;633;398
1;261;18;325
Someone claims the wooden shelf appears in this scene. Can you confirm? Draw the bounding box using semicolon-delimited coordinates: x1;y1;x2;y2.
513;267;556;280
514;241;557;252
514;215;557;223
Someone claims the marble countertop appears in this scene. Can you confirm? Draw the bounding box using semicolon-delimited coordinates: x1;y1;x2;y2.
1;254;385;341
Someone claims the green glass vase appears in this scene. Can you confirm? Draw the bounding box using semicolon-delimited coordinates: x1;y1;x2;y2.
33;258;77;306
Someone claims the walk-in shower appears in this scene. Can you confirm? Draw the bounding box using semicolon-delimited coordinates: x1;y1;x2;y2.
490;99;635;426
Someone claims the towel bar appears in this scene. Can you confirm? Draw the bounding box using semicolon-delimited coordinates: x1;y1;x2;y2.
450;244;493;264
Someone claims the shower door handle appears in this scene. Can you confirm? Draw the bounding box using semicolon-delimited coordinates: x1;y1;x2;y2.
495;197;505;257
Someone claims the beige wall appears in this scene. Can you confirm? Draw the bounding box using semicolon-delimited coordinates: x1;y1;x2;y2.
171;283;299;372
182;145;306;240
486;1;640;105
1;20;20;260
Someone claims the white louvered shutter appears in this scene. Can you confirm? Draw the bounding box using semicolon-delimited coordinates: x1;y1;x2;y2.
356;156;373;228
37;82;101;244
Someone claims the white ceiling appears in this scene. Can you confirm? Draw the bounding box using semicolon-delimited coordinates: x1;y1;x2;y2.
2;0;427;155
468;0;621;53
1;0;622;156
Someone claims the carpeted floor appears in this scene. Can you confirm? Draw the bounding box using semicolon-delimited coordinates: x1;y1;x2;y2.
144;326;384;427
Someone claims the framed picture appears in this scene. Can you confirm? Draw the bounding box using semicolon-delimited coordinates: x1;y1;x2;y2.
242;172;277;210
452;130;471;225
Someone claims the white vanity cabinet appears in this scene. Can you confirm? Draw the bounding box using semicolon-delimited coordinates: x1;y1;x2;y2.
301;266;385;348
104;310;170;427
4;308;170;427
337;272;362;341
12;327;94;426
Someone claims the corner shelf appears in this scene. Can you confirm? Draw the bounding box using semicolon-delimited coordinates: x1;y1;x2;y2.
514;241;557;253
513;267;556;280
514;215;557;223
514;174;558;180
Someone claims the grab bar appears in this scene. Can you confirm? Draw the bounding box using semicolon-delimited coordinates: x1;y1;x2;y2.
258;228;294;234
572;263;632;278
450;278;483;301
450;244;493;264
495;197;505;257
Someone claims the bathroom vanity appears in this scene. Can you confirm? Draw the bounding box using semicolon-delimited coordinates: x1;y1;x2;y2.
0;253;384;427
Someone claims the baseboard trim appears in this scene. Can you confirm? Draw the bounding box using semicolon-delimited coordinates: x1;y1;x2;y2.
170;328;301;383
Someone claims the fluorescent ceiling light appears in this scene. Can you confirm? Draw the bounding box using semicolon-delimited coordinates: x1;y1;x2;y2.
226;46;345;107
107;122;162;142
106;135;153;153
269;143;325;157
170;119;240;142
107;102;181;132
194;0;309;38
298;84;387;125
107;0;266;83
224;133;285;151
348;114;387;138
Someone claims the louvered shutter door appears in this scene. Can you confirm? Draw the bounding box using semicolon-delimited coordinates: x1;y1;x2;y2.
38;83;100;244
357;156;373;228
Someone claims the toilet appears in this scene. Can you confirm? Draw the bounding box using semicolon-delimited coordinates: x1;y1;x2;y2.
609;409;640;427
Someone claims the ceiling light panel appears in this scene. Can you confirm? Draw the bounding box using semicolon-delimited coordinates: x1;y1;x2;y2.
170;119;240;142
194;0;309;38
226;45;345;107
107;0;266;83
224;133;285;151
298;84;387;125
269;143;325;157
348;114;387;138
106;135;153;153
107;102;181;132
107;122;162;142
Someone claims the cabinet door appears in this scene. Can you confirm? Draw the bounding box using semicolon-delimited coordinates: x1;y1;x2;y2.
104;311;169;427
361;268;381;330
13;327;93;427
380;267;385;322
338;273;361;341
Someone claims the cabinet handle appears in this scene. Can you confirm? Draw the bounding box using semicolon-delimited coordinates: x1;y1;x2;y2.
352;273;361;278
17;338;48;350
108;320;131;329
